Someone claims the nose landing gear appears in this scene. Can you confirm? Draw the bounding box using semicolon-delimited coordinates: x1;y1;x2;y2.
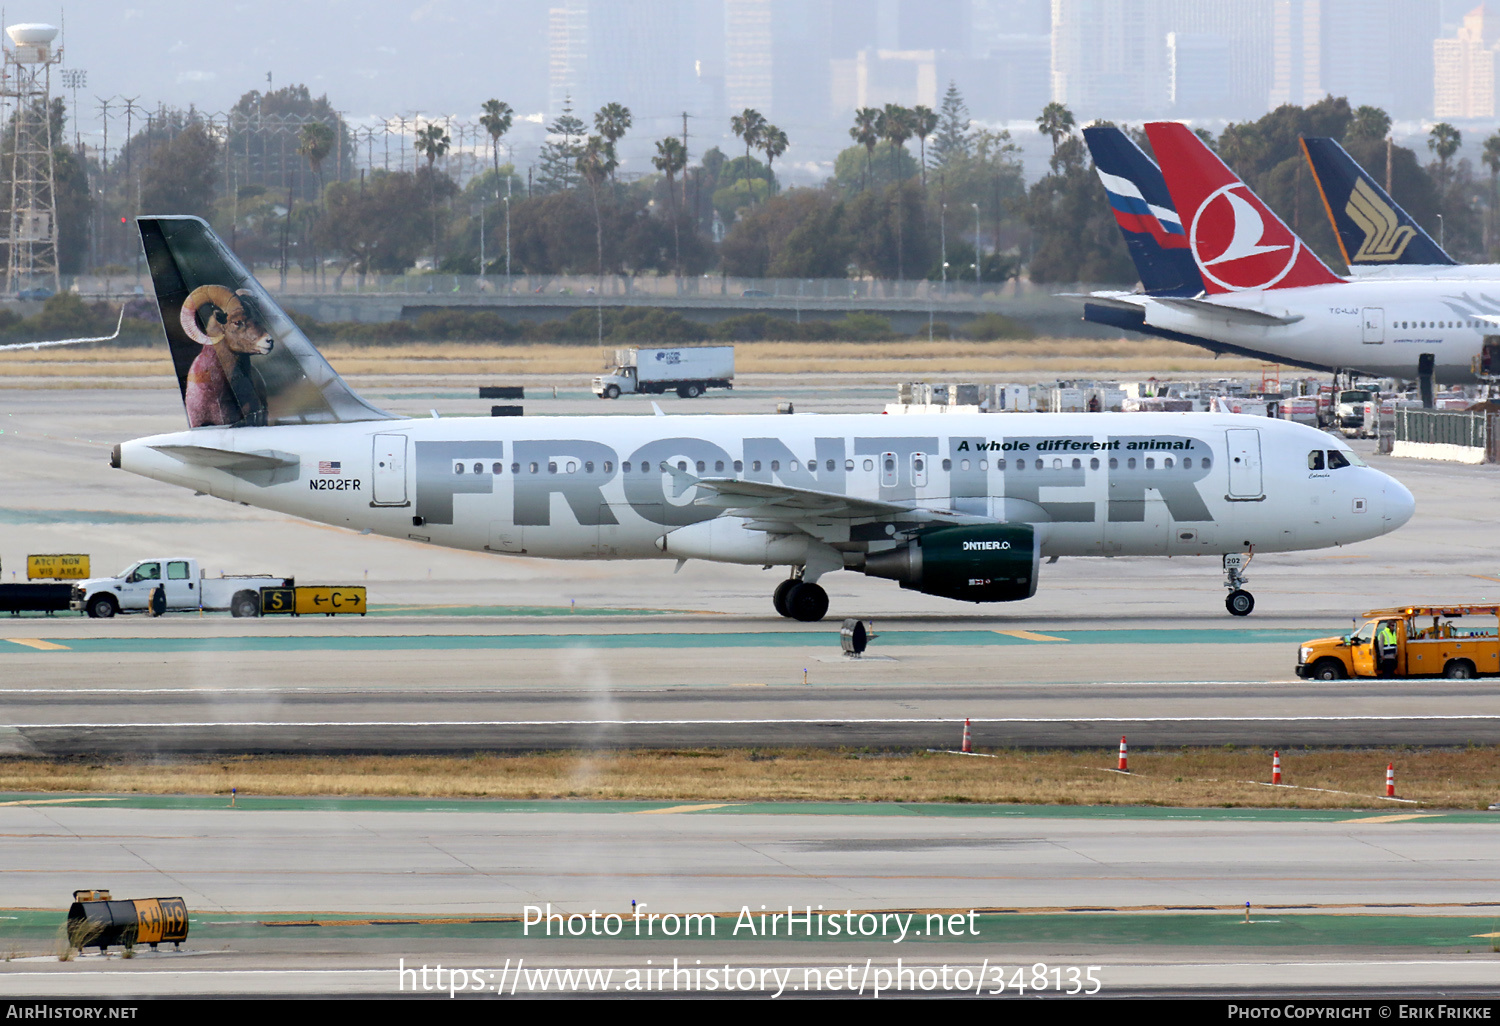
1223;551;1254;616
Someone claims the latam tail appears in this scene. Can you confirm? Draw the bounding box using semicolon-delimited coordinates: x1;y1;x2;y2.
1082;125;1204;297
1300;136;1457;270
1144;122;1343;295
138;216;393;430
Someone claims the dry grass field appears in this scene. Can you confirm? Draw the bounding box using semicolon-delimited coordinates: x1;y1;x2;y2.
3;747;1495;809
0;337;1272;385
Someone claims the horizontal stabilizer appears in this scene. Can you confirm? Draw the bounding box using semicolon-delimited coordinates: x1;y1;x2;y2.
0;309;124;352
1151;297;1303;326
151;444;300;471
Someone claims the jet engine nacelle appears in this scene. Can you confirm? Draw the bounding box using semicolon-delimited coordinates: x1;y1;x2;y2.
862;524;1039;602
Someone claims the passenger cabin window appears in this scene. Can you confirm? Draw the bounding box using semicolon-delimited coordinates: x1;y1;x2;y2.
912;453;928;487
1308;450;1325;470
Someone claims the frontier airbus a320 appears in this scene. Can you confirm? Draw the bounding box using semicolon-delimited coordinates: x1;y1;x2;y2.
87;217;1413;620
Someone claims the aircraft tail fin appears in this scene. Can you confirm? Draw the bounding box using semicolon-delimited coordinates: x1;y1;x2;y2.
1300;136;1456;268
1082;125;1204;297
138;215;394;429
1144;122;1343;294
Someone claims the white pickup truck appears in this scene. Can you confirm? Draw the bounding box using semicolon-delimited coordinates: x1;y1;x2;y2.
71;558;293;619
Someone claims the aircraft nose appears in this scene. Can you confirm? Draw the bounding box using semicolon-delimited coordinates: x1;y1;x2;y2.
1383;474;1415;530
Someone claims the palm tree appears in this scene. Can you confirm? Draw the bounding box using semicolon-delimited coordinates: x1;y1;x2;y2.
911;104;938;189
578;135;617;344
878;103;915;179
1429;122;1462;188
849;107;880;191
479;99;514;179
415;122;450;168
594;102;633;180
758;124;788;185
1347;105;1391;143
296;122;335;200
730;108;766;162
653;136;688;278
1484;131;1500;252
1036;101;1075;153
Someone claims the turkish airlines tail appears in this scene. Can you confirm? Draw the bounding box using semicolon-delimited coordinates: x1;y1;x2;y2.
1144;122;1343;295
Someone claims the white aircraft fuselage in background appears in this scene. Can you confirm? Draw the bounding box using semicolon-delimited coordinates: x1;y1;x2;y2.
1094;278;1500;383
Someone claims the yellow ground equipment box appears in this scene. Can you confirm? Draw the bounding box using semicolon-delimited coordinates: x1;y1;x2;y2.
260;585;366;616
27;554;89;580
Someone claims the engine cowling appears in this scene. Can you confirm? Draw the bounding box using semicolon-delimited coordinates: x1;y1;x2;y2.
862;524;1039;602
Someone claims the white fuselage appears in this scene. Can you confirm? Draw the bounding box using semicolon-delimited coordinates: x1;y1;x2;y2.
116;412;1412;577
1133;278;1500;383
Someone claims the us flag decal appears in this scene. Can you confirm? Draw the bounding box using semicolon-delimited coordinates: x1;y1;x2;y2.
319;461;342;474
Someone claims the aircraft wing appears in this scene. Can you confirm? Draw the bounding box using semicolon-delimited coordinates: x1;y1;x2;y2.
1151;297;1303;326
0;309;124;351
685;475;997;525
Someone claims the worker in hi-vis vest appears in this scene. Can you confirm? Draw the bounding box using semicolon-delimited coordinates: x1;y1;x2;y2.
1376;620;1400;678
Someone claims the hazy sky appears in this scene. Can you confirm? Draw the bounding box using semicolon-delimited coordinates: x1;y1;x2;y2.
48;1;553;120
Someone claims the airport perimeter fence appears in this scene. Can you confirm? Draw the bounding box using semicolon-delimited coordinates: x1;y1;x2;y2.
52;272;1117;305
1393;408;1500;462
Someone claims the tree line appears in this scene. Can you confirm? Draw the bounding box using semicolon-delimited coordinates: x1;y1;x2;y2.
13;81;1500;287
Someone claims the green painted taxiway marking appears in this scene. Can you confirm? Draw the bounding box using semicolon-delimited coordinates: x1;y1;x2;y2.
1;907;1494;949
364;604;686;617
0;793;1492;823
0;628;1319;655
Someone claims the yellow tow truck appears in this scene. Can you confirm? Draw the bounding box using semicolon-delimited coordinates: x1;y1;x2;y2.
1296;605;1500;681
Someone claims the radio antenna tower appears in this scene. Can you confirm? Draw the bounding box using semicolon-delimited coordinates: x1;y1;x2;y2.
1;23;62;294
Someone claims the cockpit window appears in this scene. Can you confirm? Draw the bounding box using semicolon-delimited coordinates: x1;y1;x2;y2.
1308;450;1325;470
1327;450;1351;470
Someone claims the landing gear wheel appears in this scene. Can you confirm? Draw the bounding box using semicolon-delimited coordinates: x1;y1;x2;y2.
772;578;798;618
1225;589;1254;616
785;582;829;623
602;384;620;399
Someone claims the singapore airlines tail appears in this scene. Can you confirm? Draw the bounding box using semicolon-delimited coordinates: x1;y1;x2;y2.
1144;122;1343;295
138;215;394;430
1299;136;1456;270
1082;125;1204;297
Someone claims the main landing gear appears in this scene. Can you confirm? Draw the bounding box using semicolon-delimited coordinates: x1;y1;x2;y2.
773;573;829;622
1223;551;1254;616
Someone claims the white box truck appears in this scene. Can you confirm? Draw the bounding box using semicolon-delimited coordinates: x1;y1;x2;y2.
593;346;734;399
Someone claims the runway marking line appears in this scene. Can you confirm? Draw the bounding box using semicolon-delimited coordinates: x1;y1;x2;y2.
1471;575;1500;585
0;797;120;807
1340;813;1443;824
993;629;1068;642
631;803;740;815
4;638;68;651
